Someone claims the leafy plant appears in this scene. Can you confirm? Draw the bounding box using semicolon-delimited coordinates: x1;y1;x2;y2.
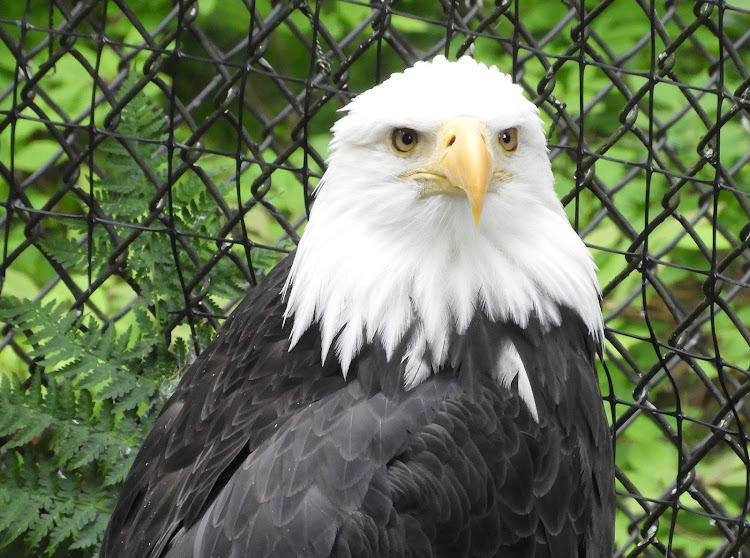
0;73;271;556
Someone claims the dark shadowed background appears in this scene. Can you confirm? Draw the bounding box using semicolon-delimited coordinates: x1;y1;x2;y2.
0;1;749;556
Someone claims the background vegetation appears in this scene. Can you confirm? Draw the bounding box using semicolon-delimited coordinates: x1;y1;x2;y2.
1;0;748;556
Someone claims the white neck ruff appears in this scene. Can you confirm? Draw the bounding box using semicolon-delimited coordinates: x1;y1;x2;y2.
282;173;603;390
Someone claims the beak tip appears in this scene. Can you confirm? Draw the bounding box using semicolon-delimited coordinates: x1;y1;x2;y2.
471;206;483;226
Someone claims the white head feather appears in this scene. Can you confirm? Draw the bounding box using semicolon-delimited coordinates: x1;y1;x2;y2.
283;56;602;389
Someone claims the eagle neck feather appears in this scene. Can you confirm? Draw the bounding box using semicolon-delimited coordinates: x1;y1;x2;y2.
282;184;603;392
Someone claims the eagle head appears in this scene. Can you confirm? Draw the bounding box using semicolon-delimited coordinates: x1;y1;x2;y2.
284;56;603;389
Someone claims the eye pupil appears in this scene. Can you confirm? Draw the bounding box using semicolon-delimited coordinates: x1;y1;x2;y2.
501;132;510;143
401;131;414;145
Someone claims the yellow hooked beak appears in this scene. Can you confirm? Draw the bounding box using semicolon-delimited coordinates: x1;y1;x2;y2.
437;119;493;225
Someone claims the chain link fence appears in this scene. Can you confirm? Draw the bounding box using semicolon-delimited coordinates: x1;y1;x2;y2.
1;1;749;556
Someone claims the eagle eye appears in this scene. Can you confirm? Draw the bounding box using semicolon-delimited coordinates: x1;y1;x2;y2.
391;128;419;153
499;128;518;152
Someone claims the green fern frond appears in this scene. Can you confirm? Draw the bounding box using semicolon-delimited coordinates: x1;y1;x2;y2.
0;481;50;547
0;68;256;557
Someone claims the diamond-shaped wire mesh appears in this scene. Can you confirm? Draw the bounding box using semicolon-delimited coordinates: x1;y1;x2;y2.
1;1;749;556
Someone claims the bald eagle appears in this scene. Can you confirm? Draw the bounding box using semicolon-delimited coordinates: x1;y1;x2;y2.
101;56;615;558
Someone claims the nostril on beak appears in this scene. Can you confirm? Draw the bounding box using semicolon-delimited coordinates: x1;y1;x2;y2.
447;135;456;147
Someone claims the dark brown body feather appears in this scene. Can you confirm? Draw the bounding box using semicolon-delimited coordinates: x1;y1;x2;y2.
101;256;614;557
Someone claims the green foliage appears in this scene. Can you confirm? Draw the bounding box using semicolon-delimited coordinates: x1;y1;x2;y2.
0;299;164;556
1;371;127;554
0;74;257;556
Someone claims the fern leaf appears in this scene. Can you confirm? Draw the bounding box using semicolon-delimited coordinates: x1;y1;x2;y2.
111;377;158;413
68;510;109;551
0;488;48;547
1;407;53;449
43;499;79;553
95;372;138;402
